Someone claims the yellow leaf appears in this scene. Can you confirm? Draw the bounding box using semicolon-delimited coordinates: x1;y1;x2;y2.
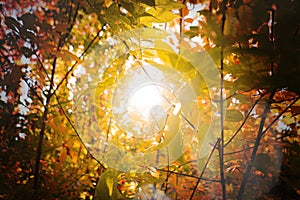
142;49;157;58
155;0;185;10
141;28;168;39
154;39;174;52
148;167;160;178
141;7;181;23
103;0;113;8
95;77;115;97
106;176;114;196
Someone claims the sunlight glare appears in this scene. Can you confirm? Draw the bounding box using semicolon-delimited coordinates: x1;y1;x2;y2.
128;84;169;123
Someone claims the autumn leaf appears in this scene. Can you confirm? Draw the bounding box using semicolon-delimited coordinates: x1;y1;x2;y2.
140;7;181;23
18;13;36;30
155;0;185;10
225;109;244;122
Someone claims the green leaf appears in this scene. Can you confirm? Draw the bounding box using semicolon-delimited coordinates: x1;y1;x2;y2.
119;15;131;25
94;170;115;199
154;40;174;52
104;3;120;26
120;2;135;15
184;26;200;38
225;109;244;122
224;8;239;36
94;171;111;199
165;109;182;161
190;26;199;32
155;49;193;73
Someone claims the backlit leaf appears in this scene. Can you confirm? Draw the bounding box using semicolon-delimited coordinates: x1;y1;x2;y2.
141;7;181;23
106;176;114;196
155;0;185;10
141;28;168;39
95;77;115;97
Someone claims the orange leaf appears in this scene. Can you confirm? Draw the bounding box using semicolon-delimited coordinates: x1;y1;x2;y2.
184;18;194;23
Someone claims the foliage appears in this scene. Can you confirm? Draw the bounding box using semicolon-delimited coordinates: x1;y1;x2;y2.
0;0;300;199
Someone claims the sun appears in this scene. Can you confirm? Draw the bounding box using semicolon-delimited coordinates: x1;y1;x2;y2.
111;63;185;139
128;84;166;121
127;83;173;132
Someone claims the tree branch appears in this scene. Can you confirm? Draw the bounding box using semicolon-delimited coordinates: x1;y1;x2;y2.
33;3;80;194
54;94;107;170
262;96;300;136
158;168;221;183
190;138;220;200
53;26;104;95
224;94;265;147
237;91;276;199
219;1;227;199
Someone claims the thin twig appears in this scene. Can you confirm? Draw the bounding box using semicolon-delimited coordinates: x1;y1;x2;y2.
21;76;44;105
237;91;276;199
33;3;80;193
270;9;275;75
158;168;221;183
53;26;105;96
219;1;227;199
224;94;265;147
224;145;254;156
54;94;107;169
261;96;300;136
190;138;221;200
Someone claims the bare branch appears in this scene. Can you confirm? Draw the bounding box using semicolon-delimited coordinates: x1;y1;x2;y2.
54;94;107;170
53;26;104;95
237;91;276;199
224;94;265;147
190;138;220;200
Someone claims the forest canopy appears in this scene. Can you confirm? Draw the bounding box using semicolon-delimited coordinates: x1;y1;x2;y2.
0;0;300;199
